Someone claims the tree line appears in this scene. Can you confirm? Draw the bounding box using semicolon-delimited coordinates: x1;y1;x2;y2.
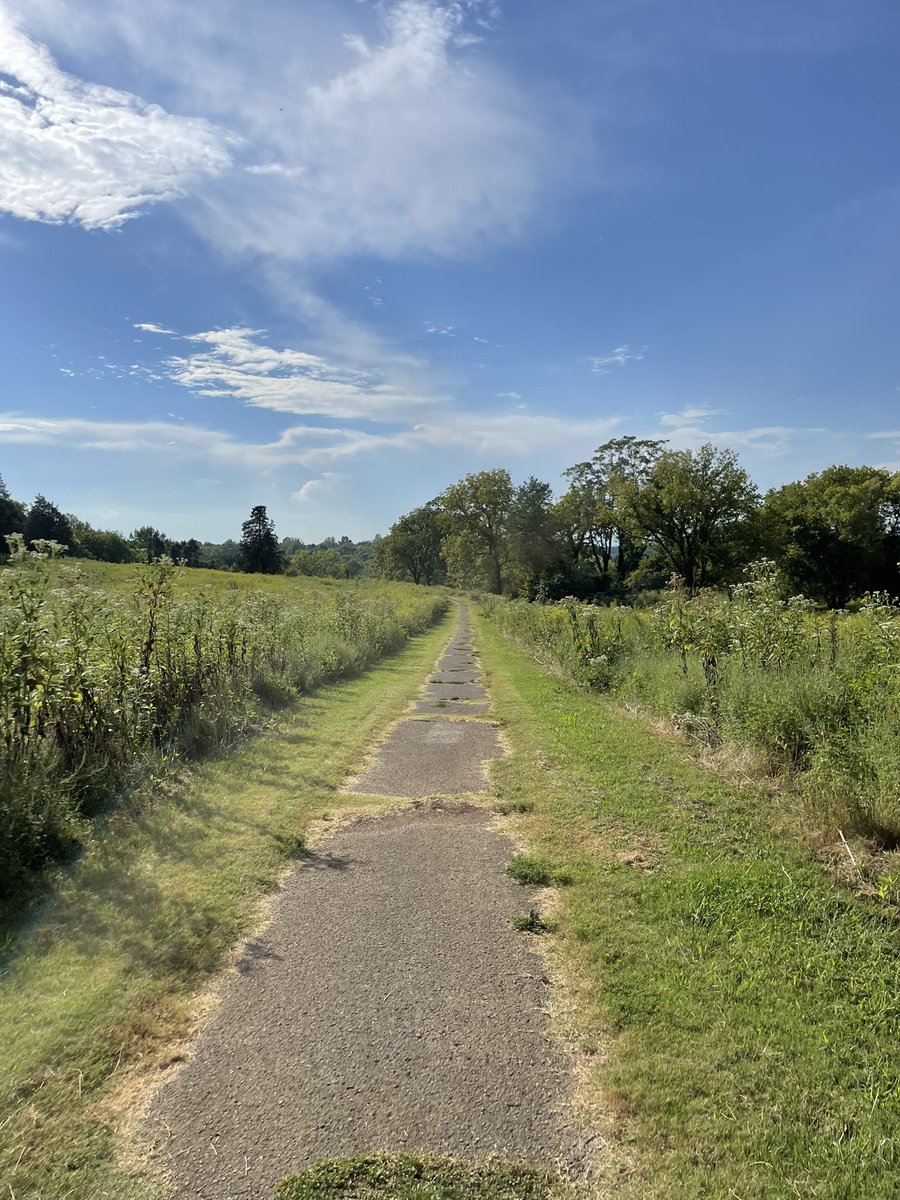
375;438;900;607
0;484;379;579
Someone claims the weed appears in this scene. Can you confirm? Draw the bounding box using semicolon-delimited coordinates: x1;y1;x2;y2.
506;854;572;887
510;909;552;933
495;799;535;815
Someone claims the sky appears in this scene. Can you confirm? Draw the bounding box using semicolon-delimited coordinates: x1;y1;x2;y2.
1;0;899;543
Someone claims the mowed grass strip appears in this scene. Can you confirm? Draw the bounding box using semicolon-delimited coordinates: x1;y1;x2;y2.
476;614;900;1200
0;610;456;1200
274;1153;578;1200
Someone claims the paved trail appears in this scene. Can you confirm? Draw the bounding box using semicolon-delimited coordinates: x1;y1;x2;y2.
145;607;588;1200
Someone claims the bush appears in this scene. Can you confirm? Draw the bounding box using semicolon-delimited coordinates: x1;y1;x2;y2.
482;564;900;843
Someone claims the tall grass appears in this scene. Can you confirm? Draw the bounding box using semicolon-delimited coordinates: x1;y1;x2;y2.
482;562;900;845
0;546;446;896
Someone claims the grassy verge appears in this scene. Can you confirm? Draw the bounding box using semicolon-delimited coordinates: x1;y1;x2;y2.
274;1154;575;1200
476;613;900;1200
0;609;455;1200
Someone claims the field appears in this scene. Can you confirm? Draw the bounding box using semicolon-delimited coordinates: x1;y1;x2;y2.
0;597;456;1200
0;554;446;905
482;564;900;862
477;615;900;1199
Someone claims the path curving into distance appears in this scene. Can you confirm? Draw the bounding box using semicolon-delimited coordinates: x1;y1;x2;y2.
145;607;589;1200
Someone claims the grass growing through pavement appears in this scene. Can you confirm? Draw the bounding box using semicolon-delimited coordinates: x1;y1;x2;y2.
0;611;455;1200
273;1153;576;1200
476;613;900;1200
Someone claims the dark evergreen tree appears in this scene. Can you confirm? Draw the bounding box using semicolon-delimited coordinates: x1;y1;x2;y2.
239;505;282;574
25;494;74;549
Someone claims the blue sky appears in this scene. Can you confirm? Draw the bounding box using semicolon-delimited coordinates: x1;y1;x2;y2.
1;0;899;542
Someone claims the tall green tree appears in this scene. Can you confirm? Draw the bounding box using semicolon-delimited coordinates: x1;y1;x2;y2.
238;505;282;574
508;476;561;596
25;495;74;549
760;465;900;606
130;526;169;562
622;443;759;592
439;469;515;593
377;504;446;585
169;538;203;568
563;436;666;580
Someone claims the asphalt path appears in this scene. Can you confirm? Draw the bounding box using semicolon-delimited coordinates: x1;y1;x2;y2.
145;607;589;1199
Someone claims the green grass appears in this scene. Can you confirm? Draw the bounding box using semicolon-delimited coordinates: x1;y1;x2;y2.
273;1153;575;1200
476;612;900;1200
0;611;456;1200
506;854;571;888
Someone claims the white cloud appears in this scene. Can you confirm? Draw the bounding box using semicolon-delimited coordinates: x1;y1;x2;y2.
497;390;522;400
657;404;723;427
0;408;622;473
292;472;345;502
590;344;648;373
0;412;356;470
155;325;437;420
133;322;175;335
289;411;624;468
10;0;575;261
0;8;233;230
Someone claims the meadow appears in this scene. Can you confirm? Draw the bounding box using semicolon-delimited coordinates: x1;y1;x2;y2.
482;562;900;858
0;549;446;901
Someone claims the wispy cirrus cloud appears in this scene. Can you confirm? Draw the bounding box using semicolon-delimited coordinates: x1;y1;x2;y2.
146;324;436;421
658;404;723;427
590;344;648;374
654;404;824;457
0;8;233;230
6;0;575;263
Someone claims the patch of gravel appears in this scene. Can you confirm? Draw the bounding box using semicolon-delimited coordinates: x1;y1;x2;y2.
143;608;592;1200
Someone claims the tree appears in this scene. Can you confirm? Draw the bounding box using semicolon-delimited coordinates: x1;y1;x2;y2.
130;526;169;562
238;505;282;574
25;495;74;549
71;520;134;563
439;469;515;593
759;465;900;607
564;436;666;581
201;539;241;571
0;476;25;547
622;443;759;592
508;477;561;597
169;538;203;567
289;547;347;578
377;504;446;585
